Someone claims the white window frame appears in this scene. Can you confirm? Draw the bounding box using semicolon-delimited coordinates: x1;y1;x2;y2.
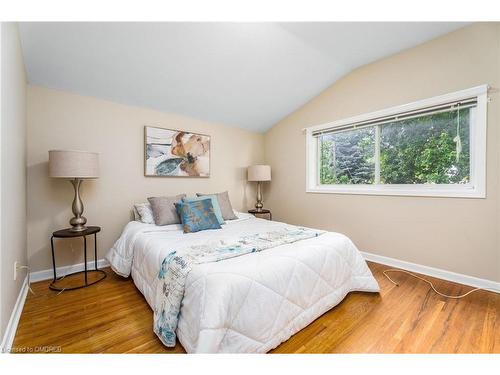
306;85;488;198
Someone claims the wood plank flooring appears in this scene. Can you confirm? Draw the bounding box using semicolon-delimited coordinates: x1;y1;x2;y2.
12;262;499;353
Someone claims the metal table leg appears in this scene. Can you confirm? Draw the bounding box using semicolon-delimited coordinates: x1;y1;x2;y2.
51;236;56;281
49;228;106;292
94;233;98;271
84;235;88;285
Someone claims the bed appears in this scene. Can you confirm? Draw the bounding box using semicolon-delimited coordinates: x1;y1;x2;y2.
106;211;379;353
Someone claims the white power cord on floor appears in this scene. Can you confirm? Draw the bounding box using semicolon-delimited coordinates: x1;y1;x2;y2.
54;273;68;295
382;268;489;299
16;265;35;295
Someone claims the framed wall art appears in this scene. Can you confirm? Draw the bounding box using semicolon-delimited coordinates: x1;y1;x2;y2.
144;126;210;177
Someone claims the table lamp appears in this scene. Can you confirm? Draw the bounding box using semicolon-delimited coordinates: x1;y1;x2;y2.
247;165;271;212
49;150;99;231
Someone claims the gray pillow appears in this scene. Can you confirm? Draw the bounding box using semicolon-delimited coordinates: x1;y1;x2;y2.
148;194;186;225
196;191;237;220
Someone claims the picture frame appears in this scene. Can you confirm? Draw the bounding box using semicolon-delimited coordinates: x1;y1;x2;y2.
144;126;211;177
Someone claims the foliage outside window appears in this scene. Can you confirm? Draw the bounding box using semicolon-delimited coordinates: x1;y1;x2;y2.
306;85;487;198
319;109;471;186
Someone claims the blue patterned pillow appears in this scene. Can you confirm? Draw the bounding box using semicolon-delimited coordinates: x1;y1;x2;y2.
183;196;225;225
175;199;222;233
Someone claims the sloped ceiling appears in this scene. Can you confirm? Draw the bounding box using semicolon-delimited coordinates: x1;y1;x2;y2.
19;22;467;132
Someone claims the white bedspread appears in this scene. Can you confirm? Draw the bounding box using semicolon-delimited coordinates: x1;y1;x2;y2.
106;212;379;353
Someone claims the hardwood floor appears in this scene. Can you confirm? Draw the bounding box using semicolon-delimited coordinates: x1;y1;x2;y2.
12;262;499;353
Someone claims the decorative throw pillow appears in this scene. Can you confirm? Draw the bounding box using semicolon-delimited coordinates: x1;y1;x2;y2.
183;196;225;225
148;194;186;226
175;199;222;233
132;206;141;221
196;191;237;220
133;203;155;224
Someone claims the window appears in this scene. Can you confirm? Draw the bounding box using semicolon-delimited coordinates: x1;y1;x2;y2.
306;85;488;198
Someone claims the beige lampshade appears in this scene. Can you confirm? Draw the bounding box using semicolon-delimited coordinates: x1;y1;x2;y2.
247;165;271;182
49;150;99;178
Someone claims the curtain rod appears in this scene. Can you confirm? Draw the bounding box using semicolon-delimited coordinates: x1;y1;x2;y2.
312;101;477;137
300;87;496;134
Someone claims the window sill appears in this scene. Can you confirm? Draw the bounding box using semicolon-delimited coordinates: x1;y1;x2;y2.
306;185;485;198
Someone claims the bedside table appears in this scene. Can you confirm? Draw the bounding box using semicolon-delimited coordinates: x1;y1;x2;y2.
248;209;272;221
50;226;106;291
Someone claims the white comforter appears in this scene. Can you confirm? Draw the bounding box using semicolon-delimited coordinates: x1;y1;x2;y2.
106;212;379;353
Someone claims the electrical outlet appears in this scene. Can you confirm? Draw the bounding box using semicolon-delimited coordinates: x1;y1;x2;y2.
14;261;19;280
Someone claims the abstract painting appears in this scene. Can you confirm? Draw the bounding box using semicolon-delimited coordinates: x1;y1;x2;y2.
144;126;210;177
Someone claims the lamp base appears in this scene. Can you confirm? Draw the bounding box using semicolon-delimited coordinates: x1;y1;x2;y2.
69;179;88;232
69;223;87;232
254;181;264;212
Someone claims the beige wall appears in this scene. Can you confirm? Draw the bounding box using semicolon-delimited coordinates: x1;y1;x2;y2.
27;86;264;272
24;23;500;283
264;23;500;281
1;23;27;338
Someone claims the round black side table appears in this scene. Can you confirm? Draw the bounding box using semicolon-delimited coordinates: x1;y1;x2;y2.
248;209;272;221
50;226;106;291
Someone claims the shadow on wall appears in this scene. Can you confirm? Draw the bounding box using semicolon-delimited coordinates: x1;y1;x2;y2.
239;166;251;209
29;236;95;277
27;160;98;221
28;161;261;272
238;166;265;211
27;161;99;272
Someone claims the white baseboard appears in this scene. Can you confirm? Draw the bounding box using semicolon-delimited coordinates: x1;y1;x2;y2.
30;258;110;283
0;259;110;353
362;251;500;293
1;253;497;352
0;276;29;353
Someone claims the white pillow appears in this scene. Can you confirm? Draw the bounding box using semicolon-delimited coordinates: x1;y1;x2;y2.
133;203;155;224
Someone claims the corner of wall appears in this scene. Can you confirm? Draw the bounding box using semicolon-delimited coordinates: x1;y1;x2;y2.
0;21;28;345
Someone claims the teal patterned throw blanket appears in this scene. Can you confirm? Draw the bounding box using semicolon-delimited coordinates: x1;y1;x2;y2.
153;226;323;347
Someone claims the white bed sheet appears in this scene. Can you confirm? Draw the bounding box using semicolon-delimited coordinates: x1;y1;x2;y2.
106;212;379;353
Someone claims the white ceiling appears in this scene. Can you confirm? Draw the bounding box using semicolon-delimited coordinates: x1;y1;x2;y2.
19;22;467;132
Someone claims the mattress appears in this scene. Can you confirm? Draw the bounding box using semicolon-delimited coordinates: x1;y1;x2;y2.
106;212;379;353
